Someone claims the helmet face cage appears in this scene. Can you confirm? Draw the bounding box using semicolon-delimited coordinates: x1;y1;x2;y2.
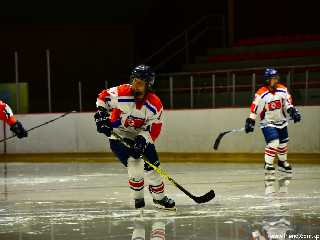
264;68;279;80
130;65;155;87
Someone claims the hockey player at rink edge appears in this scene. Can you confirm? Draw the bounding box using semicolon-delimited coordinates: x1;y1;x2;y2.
94;65;175;210
244;68;301;175
0;100;28;139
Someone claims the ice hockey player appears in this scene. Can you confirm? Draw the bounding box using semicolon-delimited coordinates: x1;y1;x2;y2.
0;100;28;139
244;68;301;174
94;65;175;210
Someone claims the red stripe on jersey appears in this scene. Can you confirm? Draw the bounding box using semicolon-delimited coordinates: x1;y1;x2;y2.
150;122;162;141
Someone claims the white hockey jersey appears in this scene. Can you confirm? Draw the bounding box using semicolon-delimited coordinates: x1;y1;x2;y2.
96;84;163;143
249;84;293;128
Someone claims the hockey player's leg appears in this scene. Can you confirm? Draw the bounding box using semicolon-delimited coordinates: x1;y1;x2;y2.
262;127;280;177
264;139;279;172
277;127;292;173
144;144;175;210
109;140;145;209
128;157;145;209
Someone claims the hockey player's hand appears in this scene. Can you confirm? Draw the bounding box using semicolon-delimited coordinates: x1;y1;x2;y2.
132;135;147;159
287;107;301;123
94;108;112;137
245;118;255;133
10;121;28;138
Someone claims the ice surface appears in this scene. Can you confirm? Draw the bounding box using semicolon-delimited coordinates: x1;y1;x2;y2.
0;162;319;239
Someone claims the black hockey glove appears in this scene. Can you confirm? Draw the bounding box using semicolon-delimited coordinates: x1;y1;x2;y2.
132;135;147;159
10;121;28;139
287;107;301;123
245;118;255;133
94;107;112;137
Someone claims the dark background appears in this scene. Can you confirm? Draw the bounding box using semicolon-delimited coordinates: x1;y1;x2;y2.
0;0;319;112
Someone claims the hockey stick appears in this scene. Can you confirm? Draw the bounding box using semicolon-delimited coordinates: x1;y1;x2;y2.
0;110;76;143
213;127;245;150
111;132;215;204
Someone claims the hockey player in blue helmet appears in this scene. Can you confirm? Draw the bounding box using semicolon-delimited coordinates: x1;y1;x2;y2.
245;68;301;176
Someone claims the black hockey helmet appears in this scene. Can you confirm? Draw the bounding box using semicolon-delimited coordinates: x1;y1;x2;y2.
130;65;155;87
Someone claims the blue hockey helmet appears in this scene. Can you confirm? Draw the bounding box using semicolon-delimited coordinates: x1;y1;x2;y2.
130;65;155;87
264;68;279;79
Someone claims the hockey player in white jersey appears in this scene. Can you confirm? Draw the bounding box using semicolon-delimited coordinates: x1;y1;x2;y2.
245;68;301;174
94;65;175;210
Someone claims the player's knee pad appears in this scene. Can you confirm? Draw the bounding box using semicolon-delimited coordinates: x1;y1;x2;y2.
267;139;280;149
127;157;144;178
265;139;279;160
145;169;162;186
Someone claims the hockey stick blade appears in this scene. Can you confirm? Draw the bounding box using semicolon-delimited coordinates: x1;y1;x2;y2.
213;127;245;150
193;190;216;204
213;130;231;150
174;180;215;204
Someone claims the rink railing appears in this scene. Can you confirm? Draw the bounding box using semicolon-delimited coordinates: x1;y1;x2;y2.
156;64;320;109
7;59;320;113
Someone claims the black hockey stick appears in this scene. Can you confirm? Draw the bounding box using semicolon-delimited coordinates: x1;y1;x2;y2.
111;132;215;204
0;110;76;143
213;127;244;150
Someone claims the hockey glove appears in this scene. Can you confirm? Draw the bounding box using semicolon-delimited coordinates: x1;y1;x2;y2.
132;135;147;159
245;118;255;133
94;107;112;137
10;121;28;139
287;107;301;123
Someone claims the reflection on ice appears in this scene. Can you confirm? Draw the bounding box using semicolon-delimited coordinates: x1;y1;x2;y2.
0;162;319;239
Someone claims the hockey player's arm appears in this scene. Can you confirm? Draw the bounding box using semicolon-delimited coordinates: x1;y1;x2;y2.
284;89;301;123
96;87;118;111
0;101;27;138
245;94;263;133
0;102;17;126
95;88;118;137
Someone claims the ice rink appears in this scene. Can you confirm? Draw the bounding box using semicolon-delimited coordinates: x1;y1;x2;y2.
0;161;319;239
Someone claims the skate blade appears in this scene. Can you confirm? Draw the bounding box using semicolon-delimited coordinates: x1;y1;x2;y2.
153;203;177;212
